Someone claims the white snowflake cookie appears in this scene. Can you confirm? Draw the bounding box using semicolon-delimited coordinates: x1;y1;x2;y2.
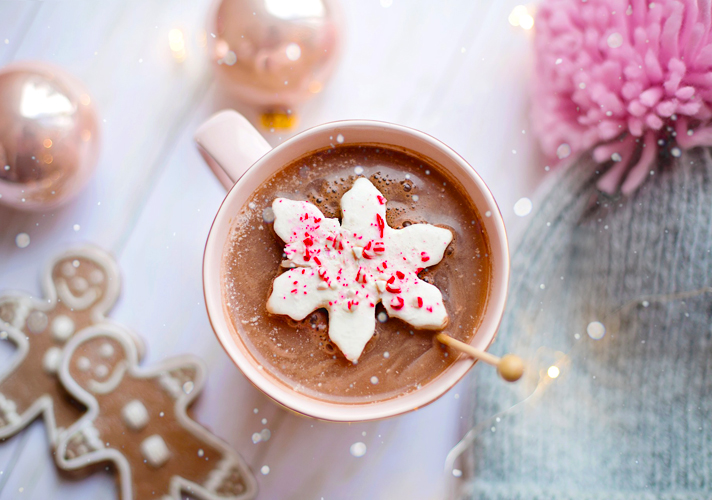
267;177;453;361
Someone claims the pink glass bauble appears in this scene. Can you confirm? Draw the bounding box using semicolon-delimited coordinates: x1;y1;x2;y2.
211;0;343;114
0;62;100;211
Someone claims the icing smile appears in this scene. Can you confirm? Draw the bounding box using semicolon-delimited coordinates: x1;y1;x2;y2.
266;177;453;362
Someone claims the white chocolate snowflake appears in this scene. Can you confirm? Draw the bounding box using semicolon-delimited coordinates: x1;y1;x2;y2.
267;177;453;361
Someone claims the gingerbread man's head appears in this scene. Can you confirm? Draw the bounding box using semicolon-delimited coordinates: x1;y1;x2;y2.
47;247;120;320
63;326;136;396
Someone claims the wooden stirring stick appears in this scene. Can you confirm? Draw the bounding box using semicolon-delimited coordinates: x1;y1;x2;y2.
435;333;524;382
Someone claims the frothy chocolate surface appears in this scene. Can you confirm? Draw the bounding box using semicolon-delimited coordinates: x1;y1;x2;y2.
222;145;492;404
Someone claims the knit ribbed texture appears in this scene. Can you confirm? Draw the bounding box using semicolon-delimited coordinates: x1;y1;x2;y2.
460;148;712;499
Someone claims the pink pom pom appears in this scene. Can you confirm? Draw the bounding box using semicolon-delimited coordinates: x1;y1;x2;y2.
533;0;712;194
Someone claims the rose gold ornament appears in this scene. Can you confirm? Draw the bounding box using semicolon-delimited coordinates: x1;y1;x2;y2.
211;0;343;127
0;62;100;211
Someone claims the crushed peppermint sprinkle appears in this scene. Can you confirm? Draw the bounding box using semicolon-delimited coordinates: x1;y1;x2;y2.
266;178;453;361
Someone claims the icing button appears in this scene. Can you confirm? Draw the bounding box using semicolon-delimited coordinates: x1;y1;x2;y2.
141;435;171;468
122;400;149;431
51;315;75;342
42;347;63;374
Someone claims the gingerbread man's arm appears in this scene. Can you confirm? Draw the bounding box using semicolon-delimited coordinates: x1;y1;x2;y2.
154;356;206;401
0;319;31;436
0;294;33;331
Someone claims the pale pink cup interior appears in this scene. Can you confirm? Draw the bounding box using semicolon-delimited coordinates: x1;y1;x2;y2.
197;111;509;422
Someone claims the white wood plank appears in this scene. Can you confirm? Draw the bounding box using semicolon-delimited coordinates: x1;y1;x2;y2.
0;2;40;66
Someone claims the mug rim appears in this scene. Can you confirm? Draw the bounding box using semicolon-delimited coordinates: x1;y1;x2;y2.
203;119;509;422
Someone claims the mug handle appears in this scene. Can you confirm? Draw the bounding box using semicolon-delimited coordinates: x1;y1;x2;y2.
194;110;272;190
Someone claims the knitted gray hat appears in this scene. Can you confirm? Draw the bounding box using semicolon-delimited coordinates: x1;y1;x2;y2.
458;148;712;499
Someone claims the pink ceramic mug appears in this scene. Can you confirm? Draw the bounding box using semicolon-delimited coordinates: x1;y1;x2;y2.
195;110;509;421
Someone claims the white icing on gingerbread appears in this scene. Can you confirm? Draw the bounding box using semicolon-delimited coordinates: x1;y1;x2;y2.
141;434;172;467
87;360;128;394
51;315;75;342
56;278;102;310
0;246;145;448
55;325;257;500
122;399;150;431
76;356;91;371
267;177;453;361
159;371;184;399
42;347;63;374
0;393;21;426
99;342;114;358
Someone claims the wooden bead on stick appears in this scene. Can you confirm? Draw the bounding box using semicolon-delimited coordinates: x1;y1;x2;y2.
435;333;524;382
497;354;525;382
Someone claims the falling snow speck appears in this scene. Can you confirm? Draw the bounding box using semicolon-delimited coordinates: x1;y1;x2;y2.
252;432;262;444
557;143;571;159
260;465;270;475
350;442;367;457
607;32;623;48
248;202;256;209
198;449;204;457
380;0;393;7
412;194;419;202
611;153;622;162
513;197;533;217
73;224;81;231
262;207;275;223
383;351;390;358
336;134;344;143
370;376;379;385
224;51;237;66
15;233;30;248
485;210;492;217
261;418;267;425
587;321;606;340
452;469;462;477
285;42;301;61
671;147;682;157
354;166;364;175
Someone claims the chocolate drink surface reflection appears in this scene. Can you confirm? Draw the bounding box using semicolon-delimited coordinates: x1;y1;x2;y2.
222;145;492;404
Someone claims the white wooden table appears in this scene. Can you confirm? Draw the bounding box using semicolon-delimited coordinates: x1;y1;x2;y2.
0;1;542;498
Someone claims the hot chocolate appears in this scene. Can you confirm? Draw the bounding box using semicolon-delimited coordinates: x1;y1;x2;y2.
222;144;492;404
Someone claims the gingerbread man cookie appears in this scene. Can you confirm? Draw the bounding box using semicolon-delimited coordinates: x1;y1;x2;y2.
0;246;143;445
55;324;257;500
